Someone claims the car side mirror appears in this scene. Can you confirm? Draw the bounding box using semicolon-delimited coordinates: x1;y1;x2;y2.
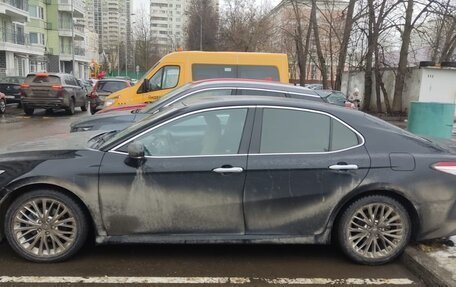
128;142;145;159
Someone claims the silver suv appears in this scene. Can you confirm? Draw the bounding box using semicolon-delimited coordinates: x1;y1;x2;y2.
21;73;87;115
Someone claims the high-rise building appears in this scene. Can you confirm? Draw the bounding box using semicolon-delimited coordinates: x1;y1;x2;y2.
0;0;44;77
86;0;132;71
150;0;220;53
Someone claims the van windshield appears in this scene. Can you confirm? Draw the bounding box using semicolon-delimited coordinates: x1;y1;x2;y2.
141;83;192;113
136;62;160;84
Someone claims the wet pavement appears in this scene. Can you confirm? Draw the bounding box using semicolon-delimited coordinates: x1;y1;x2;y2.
0;103;425;286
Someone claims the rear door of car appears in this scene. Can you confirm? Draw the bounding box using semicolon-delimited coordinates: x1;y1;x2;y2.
243;106;371;236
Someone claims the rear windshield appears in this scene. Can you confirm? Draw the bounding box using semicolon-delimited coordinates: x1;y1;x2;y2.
96;81;129;93
192;64;280;81
25;75;61;85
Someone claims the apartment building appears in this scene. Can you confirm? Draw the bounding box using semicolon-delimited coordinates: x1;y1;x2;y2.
0;0;44;77
150;0;220;54
86;0;132;69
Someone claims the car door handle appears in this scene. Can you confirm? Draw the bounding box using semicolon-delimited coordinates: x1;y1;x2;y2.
212;167;244;174
329;164;359;170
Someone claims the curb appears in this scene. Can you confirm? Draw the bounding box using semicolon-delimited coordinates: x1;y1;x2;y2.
401;245;456;287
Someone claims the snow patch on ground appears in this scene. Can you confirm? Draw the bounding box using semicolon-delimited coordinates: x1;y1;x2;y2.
426;242;456;281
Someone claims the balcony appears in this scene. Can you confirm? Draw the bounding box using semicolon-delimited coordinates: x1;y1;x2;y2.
0;0;28;22
0;30;44;55
58;23;84;40
58;0;84;18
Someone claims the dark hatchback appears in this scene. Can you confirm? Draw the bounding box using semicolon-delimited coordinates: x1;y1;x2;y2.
89;79;131;114
0;97;455;264
71;79;322;132
0;76;25;105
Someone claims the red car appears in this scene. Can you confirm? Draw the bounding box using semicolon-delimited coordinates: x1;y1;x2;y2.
0;92;6;114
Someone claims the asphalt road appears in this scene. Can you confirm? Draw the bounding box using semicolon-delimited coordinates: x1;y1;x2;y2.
0;103;424;286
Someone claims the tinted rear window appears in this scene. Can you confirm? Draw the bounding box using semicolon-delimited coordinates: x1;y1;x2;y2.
25;75;61;85
96;81;128;93
192;64;279;81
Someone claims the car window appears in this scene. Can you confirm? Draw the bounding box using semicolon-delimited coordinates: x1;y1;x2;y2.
326;92;347;106
141;83;192;113
162;66;179;89
25;75;61;85
96;81;129;93
147;66;180;91
238;66;279;81
238;89;285;97
331;119;359;150
184;89;233;101
260;108;331;153
133;108;248;156
192;64;237;81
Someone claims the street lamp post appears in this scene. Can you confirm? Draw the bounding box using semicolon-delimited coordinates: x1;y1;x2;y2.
199;14;203;51
71;0;75;75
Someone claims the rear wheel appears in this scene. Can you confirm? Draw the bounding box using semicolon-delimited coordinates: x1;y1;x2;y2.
4;189;88;263
23;105;34;116
337;195;411;265
45;108;53;115
66;98;75;115
0;99;5;114
90;105;97;115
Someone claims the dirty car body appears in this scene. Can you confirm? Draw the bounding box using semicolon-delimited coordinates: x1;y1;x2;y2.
0;97;455;264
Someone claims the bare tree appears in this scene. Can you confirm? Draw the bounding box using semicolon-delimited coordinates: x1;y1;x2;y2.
310;0;329;89
185;0;219;51
218;0;274;52
133;9;161;73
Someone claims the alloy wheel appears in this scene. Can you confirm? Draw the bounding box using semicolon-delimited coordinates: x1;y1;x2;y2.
347;203;405;259
12;198;77;257
0;99;5;114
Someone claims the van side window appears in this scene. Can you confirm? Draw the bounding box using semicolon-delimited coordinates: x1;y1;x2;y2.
192;64;279;81
145;66;180;93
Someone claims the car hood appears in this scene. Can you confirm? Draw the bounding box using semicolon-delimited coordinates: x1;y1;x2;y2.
0;131;105;155
70;110;133;128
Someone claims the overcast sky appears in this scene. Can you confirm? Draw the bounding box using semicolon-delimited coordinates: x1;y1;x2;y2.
133;0;281;15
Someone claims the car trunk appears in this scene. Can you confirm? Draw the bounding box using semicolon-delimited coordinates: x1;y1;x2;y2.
23;74;63;98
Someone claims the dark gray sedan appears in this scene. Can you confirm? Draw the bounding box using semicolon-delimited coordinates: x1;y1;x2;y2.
70;79;323;132
0;97;455;265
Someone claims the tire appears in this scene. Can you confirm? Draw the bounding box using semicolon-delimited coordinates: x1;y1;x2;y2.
4;189;88;263
337;195;411;265
81;98;88;112
45;108;53;115
0;99;5;114
23;105;34;116
90;105;97;115
66;98;75;115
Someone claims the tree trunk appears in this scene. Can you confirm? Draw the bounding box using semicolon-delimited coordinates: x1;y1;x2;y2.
334;0;356;91
374;44;382;113
311;0;328;89
392;0;414;114
364;0;375;111
291;0;306;86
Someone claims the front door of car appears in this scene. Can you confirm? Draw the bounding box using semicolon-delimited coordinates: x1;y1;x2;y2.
99;107;254;236
244;107;370;236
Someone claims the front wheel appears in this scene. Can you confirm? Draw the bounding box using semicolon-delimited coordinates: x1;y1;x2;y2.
23;105;34;116
5;189;88;262
81;97;88;112
337;195;411;265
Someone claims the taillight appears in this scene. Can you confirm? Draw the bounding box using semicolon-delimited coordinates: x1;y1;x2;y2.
20;84;30;89
432;162;456;175
89;91;98;99
51;85;64;90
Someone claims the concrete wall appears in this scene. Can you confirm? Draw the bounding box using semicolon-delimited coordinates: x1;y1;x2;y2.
341;68;447;113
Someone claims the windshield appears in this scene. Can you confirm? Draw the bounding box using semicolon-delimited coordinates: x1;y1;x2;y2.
96;81;129;93
100;105;180;150
141;83;192;113
136;62;160;85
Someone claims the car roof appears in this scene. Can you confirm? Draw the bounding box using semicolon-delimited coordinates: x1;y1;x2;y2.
188;79;318;96
97;79;130;82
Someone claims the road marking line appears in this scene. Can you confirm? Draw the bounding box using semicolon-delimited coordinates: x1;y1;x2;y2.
0;276;414;285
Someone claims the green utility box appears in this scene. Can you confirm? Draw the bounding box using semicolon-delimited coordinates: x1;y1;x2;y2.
408;102;455;139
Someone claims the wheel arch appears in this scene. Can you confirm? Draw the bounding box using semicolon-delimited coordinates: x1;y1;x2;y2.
329;186;420;243
0;183;96;242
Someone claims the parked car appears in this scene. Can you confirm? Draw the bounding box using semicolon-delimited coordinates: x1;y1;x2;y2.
71;79;323;132
0;76;25;107
104;51;290;108
0;92;6;114
21;73;88;116
316;90;357;109
305;84;323;90
89;79;131;115
1;96;455;264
